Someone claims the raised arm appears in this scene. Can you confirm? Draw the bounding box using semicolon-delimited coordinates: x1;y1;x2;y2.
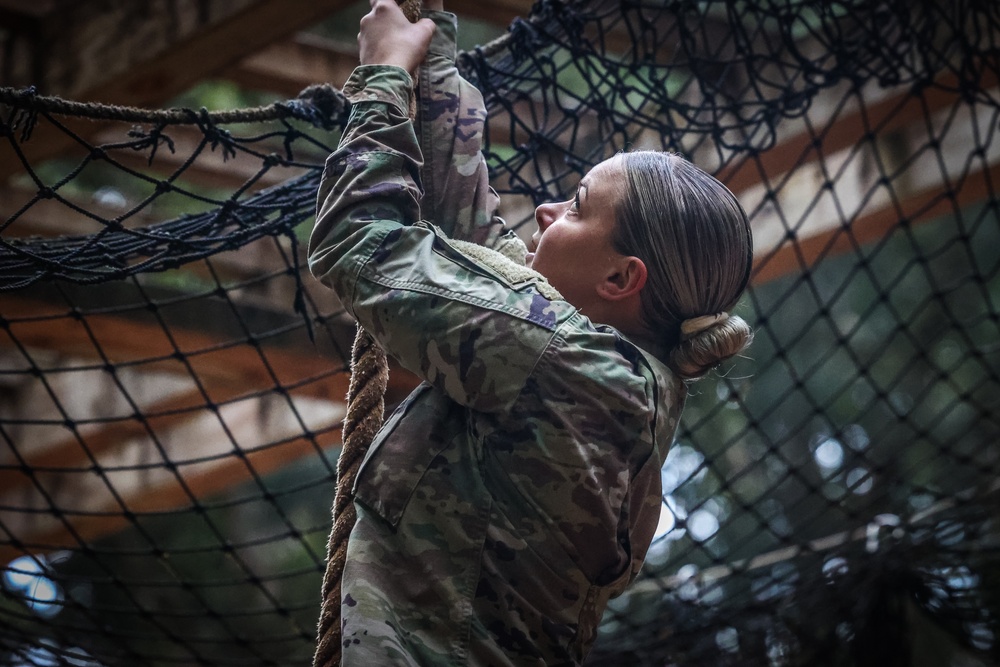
414;7;507;247
310;0;563;412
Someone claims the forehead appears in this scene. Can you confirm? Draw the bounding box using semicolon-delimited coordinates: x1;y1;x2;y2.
580;156;626;211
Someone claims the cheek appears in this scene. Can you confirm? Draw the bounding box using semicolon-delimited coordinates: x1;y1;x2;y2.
532;230;572;273
536;225;583;260
533;230;599;295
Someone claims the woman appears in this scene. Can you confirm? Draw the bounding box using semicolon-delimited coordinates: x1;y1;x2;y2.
308;1;753;664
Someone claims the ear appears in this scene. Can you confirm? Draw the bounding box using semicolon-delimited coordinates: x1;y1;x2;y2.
597;256;647;301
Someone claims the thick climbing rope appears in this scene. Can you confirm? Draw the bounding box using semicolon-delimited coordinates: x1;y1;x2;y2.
312;2;422;665
313;329;389;667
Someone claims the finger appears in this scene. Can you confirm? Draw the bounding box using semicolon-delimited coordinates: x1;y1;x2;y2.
415;17;437;39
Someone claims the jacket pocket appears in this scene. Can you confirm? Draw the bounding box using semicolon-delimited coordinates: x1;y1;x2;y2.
353;382;458;528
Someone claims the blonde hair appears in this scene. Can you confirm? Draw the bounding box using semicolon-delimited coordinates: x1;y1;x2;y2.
612;151;753;380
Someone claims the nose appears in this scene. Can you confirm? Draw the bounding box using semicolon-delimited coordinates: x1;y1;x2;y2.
534;201;561;232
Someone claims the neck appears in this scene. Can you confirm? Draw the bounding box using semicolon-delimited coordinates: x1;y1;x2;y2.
621;325;666;359
590;304;666;359
596;295;658;352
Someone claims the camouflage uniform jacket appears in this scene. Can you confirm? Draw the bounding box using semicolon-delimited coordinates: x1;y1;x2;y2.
309;12;686;666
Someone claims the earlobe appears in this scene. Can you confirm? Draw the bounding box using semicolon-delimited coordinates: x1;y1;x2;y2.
598;257;647;301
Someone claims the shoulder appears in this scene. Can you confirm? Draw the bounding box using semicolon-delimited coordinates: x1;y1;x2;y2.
362;222;576;329
520;318;658;421
533;320;686;449
354;222;581;410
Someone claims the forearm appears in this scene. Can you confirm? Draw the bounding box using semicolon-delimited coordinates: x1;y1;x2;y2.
416;10;504;246
309;65;423;306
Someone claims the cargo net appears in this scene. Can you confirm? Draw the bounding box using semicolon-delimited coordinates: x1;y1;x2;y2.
1;0;999;665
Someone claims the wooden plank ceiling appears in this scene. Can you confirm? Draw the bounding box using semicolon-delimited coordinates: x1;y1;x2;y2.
0;0;527;101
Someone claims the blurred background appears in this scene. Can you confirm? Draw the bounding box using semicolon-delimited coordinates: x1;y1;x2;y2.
1;1;998;665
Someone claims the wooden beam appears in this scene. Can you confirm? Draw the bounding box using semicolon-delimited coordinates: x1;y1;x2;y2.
3;0;358;102
0;383;269;496
0;0;56;18
0;392;347;560
227;34;359;96
228;0;535;98
0;0;358;183
749;84;1000;283
752;159;1000;285
0;292;381;400
0;362;419;558
719;68;999;196
0;290;420;557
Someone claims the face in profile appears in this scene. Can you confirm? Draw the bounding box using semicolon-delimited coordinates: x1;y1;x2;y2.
527;156;627;313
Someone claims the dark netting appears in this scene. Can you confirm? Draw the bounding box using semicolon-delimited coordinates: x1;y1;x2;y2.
1;0;999;665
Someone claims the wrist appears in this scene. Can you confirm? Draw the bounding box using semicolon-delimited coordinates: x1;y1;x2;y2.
342;65;414;112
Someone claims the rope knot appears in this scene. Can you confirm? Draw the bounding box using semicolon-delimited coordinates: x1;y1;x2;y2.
11;86;40;142
284;84;350;130
196;108;236;161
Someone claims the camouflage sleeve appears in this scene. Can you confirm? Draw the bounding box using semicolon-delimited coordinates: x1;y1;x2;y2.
415;10;506;247
309;65;572;412
313;64;424;240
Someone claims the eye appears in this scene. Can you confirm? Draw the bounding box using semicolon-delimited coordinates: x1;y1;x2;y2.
569;191;581;213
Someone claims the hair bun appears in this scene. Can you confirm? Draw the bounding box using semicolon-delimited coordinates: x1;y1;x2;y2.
670;313;753;380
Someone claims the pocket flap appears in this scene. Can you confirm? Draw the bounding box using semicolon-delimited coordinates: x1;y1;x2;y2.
354;383;459;527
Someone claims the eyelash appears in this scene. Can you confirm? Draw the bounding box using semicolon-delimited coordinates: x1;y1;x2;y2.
570;192;581;213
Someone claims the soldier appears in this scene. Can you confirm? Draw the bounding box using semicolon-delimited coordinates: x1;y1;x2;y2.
308;0;753;664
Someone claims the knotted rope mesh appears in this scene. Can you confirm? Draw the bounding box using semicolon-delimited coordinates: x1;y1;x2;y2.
1;0;999;665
